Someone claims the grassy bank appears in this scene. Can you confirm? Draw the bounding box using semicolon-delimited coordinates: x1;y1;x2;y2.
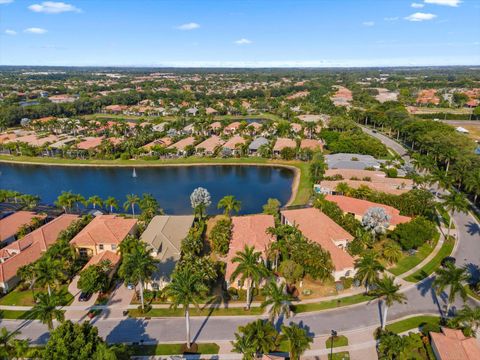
404;237;455;282
292;293;374;313
129;343;220;355
385;316;440;334
0;155;311;206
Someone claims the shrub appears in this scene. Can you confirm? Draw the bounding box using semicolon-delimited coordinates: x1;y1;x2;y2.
210;218;232;255
341;276;353;289
385;167;398;178
391;217;439;250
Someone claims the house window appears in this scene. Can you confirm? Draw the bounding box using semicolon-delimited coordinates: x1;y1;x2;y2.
99;244;104;250
111;244;117;251
79;248;89;258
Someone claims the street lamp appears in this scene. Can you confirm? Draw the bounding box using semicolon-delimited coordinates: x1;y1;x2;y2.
330;329;338;359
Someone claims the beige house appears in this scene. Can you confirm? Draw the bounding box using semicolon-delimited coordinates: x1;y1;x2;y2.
141;215;194;290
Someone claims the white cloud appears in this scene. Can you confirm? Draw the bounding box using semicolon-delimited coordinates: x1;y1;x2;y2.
411;2;425;8
362;21;375;26
235;38;252;45
384;17;399;21
404;12;437;21
24;27;48;34
4;29;17;35
424;0;461;6
0;0;14;4
176;22;200;30
28;1;81;14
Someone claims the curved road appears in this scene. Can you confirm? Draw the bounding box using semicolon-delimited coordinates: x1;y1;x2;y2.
1;130;479;344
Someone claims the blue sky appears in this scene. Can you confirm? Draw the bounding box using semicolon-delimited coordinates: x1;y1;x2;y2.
1;0;479;67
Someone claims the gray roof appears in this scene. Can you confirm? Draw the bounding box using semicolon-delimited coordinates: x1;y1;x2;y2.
326;153;383;170
249;137;269;151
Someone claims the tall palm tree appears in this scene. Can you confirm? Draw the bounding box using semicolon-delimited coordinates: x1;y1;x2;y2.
450;305;480;336
382;241;402;265
217;195;242;217
119;243;158;311
35;258;65;296
230;245;270;309
433;263;469;316
354;250;385;293
105;196;119;214
55;191;76;213
442;192;469;237
371;276;407;329
232;320;278;358
231;331;256;360
0;327;28;360
30;291;65;330
335;182;351;196
87;195;103;210
123;194;140;217
164;266;208;349
261;280;292;325
280;323;313;360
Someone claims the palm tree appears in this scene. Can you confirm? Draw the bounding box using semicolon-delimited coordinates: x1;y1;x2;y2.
164;266;208;350
382;241;402;265
87;195;103;210
217;195;241;217
35;258;65;296
354;250;385;293
230;245;270;309
450;305;480;336
17;263;37;297
371;276;406;329
261;280;292;325
0;327;28;360
123;194;140;217
231;331;256;360
105;196;119;214
30;291;65;330
55;191;76;213
335;182;351;196
232;320;278;358
442;192;469;237
433;263;469;316
74;194;86;212
119;242;158;311
280;323;313;360
20;194;40;209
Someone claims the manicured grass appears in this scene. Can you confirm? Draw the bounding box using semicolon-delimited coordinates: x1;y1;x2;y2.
325;335;348;348
0;285;73;306
128;305;264;318
385;316;441;334
389;235;440;276
292;293;374;313
129;343;219;355
328;351;350;360
0;309;36;319
404;237;455;282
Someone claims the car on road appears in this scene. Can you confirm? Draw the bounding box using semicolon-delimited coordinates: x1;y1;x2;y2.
79;292;92;302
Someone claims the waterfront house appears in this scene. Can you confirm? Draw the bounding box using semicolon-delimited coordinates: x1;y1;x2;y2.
300;139;323;151
222;135;246;155
281;208;355;281
70;215;137;258
325;195;411;230
195;135;225;156
168;136;196;156
248;137;269;155
325;153;383;170
141;215;194;290
0;214;79;293
224;121;241;135
225;214;275;289
0;211;46;245
273;138;297;156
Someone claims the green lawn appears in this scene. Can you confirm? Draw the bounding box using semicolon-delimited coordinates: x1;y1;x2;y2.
385;316;441;334
389;235;439;276
325;335;348;348
292;293;374;313
129;343;219;355
328;351;350;360
0;309;36;320
128;305;264;318
0;285;73;306
404;237;455;282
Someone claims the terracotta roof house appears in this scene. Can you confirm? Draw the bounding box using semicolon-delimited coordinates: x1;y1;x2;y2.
0;214;79;293
70;215;137;258
331;86;353;107
142;137;172;150
82;250;121;271
7;134;59;147
223;135;246;154
168;136;196;155
209;121;222;134
206;107;218;115
195;135;225;155
298;114;330;123
281;208;355;280
0;211;46;245
325;195;411;229
225;215;275;288
300;139;323;151
76;137;104;150
104;105;128;114
416;89;440;105
248;137;269;155
430;327;480;360
141;215;194;289
49;94;77;104
273;138;297;155
224;121;241;135
291;123;303;133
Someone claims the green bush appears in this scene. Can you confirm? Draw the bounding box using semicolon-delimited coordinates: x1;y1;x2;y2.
341;277;353;289
391;217;439;250
210;218;232;255
385;167;398;178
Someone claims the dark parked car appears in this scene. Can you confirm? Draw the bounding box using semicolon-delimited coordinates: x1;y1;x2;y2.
79;292;92;302
441;256;456;267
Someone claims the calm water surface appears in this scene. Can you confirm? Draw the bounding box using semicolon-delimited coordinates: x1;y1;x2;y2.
0;163;294;214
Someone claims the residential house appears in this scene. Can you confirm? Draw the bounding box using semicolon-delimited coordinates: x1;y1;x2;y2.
281;208;355;281
80;250;121;279
0;214;79;293
69;215;137;258
206;107;218;115
49;94;77;104
168;136;196;156
183;124;195;135
186;107;198;116
195;135;225;156
248;137;269;155
141;215;194;290
0;211;46;245
325;195;411;230
153;123;167;132
300;139;323;152
209;121;222;134
430;327;480;360
273;138;297;156
325;153;383;170
104;105;128;114
416;89;440;106
142;137;172;151
291;123;302;134
224;121;241;135
223;135;246;156
225;214;275;288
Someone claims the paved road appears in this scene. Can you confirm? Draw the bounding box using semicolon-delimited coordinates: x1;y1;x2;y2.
1;129;478;345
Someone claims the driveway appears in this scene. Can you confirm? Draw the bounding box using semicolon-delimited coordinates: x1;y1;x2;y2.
64;275;98;320
97;281;135;320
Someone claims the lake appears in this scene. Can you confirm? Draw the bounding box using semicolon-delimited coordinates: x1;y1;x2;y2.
0;163;294;215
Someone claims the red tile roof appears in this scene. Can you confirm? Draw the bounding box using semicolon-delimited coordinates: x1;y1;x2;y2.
225;215;275;280
0;211;45;243
195;135;225;152
82;250;121;270
168;136;195;151
281;208;354;271
273;138;296;152
300;139;323;150
76;137;104;150
325;195;411;226
70;215;137;248
430;327;480;360
223;135;246;150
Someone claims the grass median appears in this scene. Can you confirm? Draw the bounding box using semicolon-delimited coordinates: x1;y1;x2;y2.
292;293;374;313
128;306;264;318
385;315;440;334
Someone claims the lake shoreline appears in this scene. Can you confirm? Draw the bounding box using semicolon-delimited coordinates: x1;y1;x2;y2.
0;157;303;207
